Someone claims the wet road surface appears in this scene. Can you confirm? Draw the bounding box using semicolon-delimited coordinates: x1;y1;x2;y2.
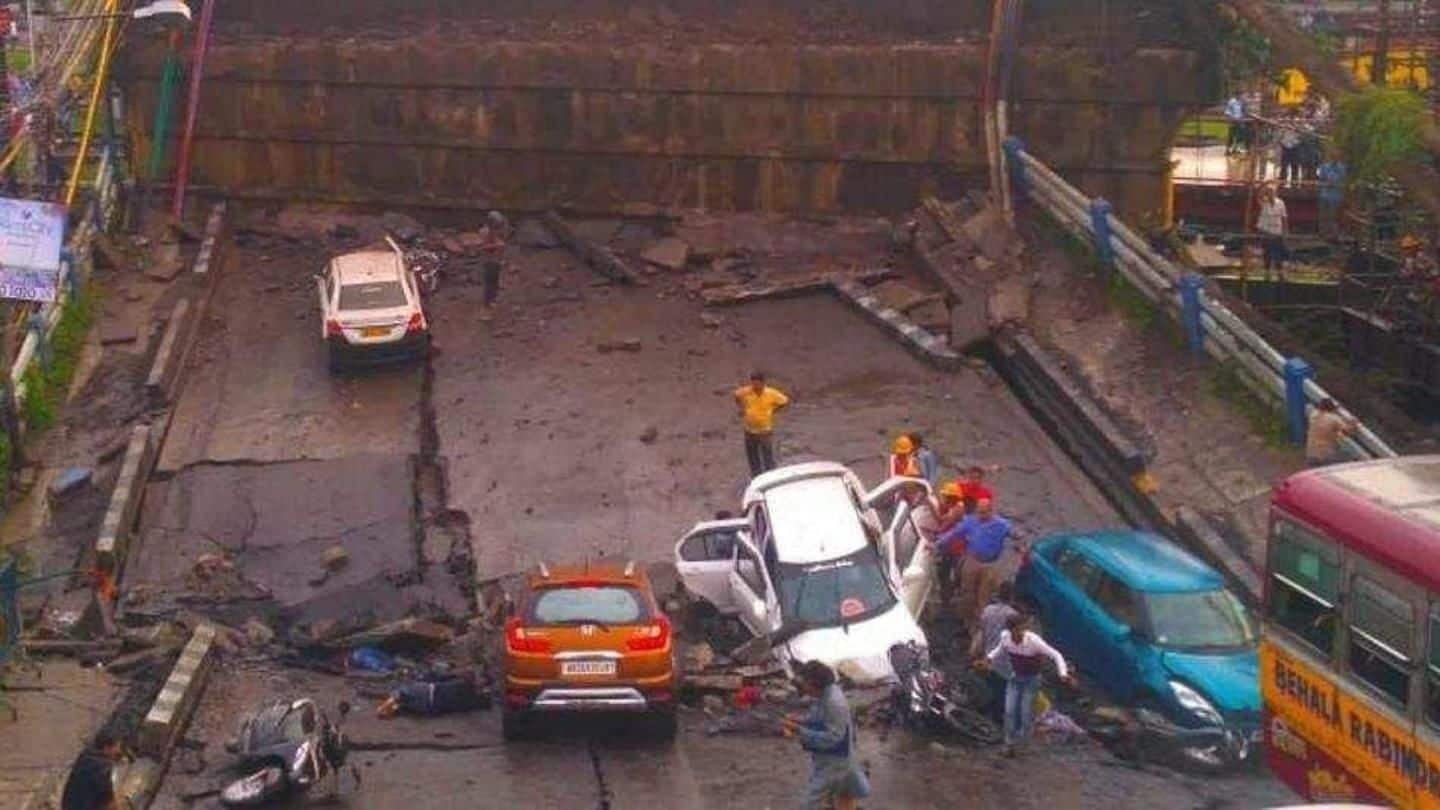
134;215;1294;809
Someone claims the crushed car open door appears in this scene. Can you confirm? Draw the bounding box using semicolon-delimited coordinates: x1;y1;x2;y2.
674;519;749;614
882;498;935;619
728;536;779;638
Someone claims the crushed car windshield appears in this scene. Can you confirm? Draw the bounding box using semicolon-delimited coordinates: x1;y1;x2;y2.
775;547;896;630
1144;589;1257;650
339;281;406;310
529;586;646;625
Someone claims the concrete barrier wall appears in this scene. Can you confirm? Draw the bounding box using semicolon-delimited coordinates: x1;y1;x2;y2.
123;40;1202;216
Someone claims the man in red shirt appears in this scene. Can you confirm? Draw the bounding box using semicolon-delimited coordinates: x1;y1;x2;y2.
958;466;993;513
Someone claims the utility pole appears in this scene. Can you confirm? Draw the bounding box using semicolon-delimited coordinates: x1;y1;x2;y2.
1374;0;1392;86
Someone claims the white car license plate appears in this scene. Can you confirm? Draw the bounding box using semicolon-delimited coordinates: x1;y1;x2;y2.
361;326;390;338
561;661;617;677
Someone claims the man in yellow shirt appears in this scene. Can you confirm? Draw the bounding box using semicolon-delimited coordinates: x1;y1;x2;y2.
734;371;790;477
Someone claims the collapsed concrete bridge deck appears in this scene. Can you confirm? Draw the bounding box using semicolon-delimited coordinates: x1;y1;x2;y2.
121;0;1213;219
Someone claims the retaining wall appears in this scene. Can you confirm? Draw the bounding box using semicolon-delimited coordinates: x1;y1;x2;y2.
122;40;1204;217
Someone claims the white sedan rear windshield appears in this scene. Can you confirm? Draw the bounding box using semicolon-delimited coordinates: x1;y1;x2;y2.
339;281;406;310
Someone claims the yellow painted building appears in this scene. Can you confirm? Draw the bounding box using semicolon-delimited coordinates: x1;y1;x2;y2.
1277;49;1432;105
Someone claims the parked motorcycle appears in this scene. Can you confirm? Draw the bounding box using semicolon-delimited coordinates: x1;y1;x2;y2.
887;641;1001;745
220;698;353;807
407;248;443;296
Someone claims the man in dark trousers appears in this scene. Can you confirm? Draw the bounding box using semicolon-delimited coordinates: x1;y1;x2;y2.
733;371;790;477
479;210;510;321
61;730;125;810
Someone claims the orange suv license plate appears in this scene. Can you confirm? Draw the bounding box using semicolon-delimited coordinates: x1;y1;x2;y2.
561;661;617;676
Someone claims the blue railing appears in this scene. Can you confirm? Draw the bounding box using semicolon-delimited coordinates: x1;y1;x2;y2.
1004;136;1396;460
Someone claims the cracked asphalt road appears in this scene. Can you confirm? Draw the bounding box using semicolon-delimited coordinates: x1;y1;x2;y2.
135;214;1292;809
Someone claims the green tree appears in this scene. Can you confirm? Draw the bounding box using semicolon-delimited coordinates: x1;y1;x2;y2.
1333;86;1428;192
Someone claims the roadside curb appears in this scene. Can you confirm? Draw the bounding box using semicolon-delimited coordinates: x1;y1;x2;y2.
145;201;229;409
95;424;155;576
122;623;219;809
144;298;191;407
993;328;1264;604
139;623;218;757
993;329;1162;531
831;279;963;371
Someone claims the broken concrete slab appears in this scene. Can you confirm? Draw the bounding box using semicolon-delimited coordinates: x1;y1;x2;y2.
910;300;952;334
130;455;437;625
870;280;931;313
641;237;690;271
381;211;424;242
688;674;744;692
961;206;1020;264
701;267;895;307
988;276;1034;327
99;320;139;346
831;280;963;371
514;218;560;249
542;212;637;284
144;242;185;282
332;617;455;652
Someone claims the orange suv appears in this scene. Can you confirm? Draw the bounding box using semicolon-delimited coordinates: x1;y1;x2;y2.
501;561;677;740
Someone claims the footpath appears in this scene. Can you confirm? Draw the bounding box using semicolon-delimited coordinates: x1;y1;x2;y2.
0;204;230;810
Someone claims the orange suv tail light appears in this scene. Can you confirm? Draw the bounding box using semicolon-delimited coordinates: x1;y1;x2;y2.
505;618;551;654
626;615;671;651
325;319;344;338
405;312;425;334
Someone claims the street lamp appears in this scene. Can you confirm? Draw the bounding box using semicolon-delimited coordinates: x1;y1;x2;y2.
50;1;193;23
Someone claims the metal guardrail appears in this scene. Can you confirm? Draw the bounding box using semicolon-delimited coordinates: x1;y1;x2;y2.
7;144;121;412
1004;137;1397;460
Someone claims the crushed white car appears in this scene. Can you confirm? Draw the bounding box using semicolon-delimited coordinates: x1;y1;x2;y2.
675;462;934;683
316;238;430;371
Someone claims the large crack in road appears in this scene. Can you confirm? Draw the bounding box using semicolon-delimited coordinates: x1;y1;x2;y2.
415;344;479;612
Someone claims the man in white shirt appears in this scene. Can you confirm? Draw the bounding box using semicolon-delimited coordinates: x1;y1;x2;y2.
1256;184;1289;276
981;613;1074;756
1224;95;1245;155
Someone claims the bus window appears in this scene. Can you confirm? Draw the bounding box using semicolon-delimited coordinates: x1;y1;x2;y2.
1347;575;1415;708
1427;606;1440;728
1267;519;1341;656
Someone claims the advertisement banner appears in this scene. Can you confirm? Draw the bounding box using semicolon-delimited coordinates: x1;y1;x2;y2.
0;198;67;302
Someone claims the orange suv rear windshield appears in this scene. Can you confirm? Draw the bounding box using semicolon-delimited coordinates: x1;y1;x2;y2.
528;585;649;625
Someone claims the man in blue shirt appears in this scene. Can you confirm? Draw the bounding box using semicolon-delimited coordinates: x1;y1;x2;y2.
1224;95;1246;155
936;499;1012;623
1317;157;1346;239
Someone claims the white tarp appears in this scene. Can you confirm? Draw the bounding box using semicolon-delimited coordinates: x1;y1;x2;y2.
0;198;67;302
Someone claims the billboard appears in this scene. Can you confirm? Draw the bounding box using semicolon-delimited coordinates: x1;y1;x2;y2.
0;197;66;302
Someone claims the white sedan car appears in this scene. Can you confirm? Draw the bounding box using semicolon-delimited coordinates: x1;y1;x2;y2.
675;462;934;683
316;238;430;371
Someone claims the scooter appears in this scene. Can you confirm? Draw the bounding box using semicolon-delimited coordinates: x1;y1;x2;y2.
220;698;353;807
887;641;1002;745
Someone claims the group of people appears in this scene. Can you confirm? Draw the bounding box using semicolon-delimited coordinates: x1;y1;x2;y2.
731;374;1075;804
1224;91;1331;184
788;592;1074;807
